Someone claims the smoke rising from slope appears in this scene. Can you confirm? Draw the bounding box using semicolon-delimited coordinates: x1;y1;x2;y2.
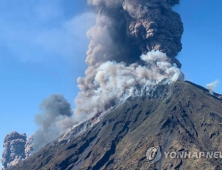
1;132;27;170
32;94;74;151
76;51;183;119
207;80;220;94
75;0;183;119
1;95;74;165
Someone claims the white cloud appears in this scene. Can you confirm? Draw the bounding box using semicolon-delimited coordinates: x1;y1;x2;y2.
0;1;96;63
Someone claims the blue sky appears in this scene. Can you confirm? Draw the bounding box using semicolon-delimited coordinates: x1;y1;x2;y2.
0;0;222;166
174;1;222;88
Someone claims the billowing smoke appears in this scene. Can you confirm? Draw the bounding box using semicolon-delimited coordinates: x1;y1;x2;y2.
85;0;183;66
76;50;183;119
1;0;184;167
32;94;74;151
75;0;183;119
24;135;34;158
207;80;220;94
1;95;74;168
1;132;27;170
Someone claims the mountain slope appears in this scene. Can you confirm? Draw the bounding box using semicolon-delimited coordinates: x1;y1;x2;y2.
9;81;222;170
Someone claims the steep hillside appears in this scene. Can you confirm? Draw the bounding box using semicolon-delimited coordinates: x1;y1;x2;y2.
9;81;222;170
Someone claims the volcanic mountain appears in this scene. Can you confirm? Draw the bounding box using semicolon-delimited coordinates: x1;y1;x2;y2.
8;81;222;170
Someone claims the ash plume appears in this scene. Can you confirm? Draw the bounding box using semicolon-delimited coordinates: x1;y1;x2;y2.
75;0;184;119
207;80;220;95
85;0;183;67
24;135;34;158
1;95;74;168
1;132;27;170
32;94;74;152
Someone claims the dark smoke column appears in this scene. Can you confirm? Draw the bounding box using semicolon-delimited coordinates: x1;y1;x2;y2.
125;0;183;66
86;0;183;66
1;132;27;170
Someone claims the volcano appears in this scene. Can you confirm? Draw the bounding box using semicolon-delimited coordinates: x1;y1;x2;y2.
7;81;222;170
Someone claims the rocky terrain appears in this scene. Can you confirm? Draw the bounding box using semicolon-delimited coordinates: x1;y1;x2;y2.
7;81;222;170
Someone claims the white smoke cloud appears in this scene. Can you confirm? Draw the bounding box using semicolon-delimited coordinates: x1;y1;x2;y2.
75;50;184;121
207;80;220;94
